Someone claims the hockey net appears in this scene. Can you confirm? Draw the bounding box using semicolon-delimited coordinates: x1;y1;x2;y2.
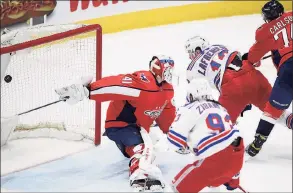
0;24;102;145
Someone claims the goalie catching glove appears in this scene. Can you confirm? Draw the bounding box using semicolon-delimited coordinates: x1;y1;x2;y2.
55;76;93;105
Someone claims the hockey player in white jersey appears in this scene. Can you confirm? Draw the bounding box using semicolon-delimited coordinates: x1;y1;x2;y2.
184;36;293;132
168;78;244;192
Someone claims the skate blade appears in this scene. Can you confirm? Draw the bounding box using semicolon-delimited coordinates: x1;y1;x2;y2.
132;186;144;192
149;185;164;192
132;185;164;192
244;151;255;162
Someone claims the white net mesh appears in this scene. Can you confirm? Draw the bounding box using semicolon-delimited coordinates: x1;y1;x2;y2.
1;24;99;143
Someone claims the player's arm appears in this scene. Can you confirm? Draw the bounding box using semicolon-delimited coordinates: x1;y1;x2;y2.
247;29;275;64
167;107;198;151
55;73;148;104
89;73;147;102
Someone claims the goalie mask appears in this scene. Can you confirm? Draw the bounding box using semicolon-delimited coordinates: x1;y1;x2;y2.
149;55;175;84
186;78;213;103
185;36;210;60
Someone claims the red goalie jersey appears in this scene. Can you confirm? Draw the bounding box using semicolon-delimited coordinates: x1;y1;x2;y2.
248;11;293;70
89;70;175;133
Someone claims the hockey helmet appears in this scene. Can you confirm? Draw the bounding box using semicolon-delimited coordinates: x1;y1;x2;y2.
227;51;243;67
185;36;210;60
186;78;213;103
149;55;175;84
262;0;284;22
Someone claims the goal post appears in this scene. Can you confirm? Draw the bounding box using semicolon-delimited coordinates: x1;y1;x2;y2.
1;24;102;145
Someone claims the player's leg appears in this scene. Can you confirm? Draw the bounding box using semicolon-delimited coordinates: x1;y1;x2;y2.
220;70;250;124
278;110;293;130
105;126;164;191
251;69;293;130
105;126;144;158
247;58;293;157
172;160;209;193
105;126;147;177
172;138;244;193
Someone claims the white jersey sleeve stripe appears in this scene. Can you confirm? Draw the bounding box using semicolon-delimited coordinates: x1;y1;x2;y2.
167;137;183;148
90;86;141;97
196;129;239;156
167;130;187;148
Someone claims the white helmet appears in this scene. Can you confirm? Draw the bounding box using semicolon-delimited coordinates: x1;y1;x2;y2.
185;36;210;60
186;78;213;103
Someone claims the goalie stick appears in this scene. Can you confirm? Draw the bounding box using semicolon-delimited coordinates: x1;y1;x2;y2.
18;97;68;116
1;97;69;146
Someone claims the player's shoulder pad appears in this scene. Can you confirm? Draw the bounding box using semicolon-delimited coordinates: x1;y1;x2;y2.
125;70;159;91
255;23;267;40
284;11;292;16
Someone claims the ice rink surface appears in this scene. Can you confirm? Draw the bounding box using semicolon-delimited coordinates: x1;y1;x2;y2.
1;14;292;192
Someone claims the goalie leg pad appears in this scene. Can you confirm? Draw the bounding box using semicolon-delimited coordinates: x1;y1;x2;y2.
127;144;145;175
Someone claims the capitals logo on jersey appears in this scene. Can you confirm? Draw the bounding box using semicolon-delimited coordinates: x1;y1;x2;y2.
140;73;149;83
144;100;168;119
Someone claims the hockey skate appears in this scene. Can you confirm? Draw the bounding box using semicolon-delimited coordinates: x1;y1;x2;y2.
246;133;267;157
130;168;165;192
131;178;164;192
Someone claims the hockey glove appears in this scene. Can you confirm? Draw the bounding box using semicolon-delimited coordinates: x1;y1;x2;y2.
242;53;248;60
175;146;190;154
242;53;261;67
55;76;92;105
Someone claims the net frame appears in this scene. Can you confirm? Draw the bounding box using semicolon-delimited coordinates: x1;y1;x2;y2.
0;24;102;145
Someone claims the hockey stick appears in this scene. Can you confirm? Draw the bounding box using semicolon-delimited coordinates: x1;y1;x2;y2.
238;185;249;193
262;55;271;60
1;97;68;146
18;97;68;116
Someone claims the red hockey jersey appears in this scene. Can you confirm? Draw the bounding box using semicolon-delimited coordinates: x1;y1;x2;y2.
248;11;292;70
89;70;175;133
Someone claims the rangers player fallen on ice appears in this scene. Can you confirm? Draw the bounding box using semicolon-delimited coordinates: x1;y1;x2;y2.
55;55;176;192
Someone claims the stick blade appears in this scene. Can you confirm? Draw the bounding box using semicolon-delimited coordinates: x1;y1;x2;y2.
1;115;19;146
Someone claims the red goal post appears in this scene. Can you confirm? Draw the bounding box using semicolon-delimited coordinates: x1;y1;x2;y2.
1;24;102;145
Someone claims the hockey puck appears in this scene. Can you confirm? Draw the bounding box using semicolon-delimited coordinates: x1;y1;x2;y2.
4;75;12;83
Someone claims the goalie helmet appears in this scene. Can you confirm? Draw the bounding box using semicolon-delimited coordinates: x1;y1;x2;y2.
262;0;284;23
185;36;210;60
149;55;175;84
186;78;213;103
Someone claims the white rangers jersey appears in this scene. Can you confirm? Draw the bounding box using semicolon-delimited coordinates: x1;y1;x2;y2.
167;100;240;160
186;45;240;92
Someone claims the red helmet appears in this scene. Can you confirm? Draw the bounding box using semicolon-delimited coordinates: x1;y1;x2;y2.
227;51;242;67
149;55;175;84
